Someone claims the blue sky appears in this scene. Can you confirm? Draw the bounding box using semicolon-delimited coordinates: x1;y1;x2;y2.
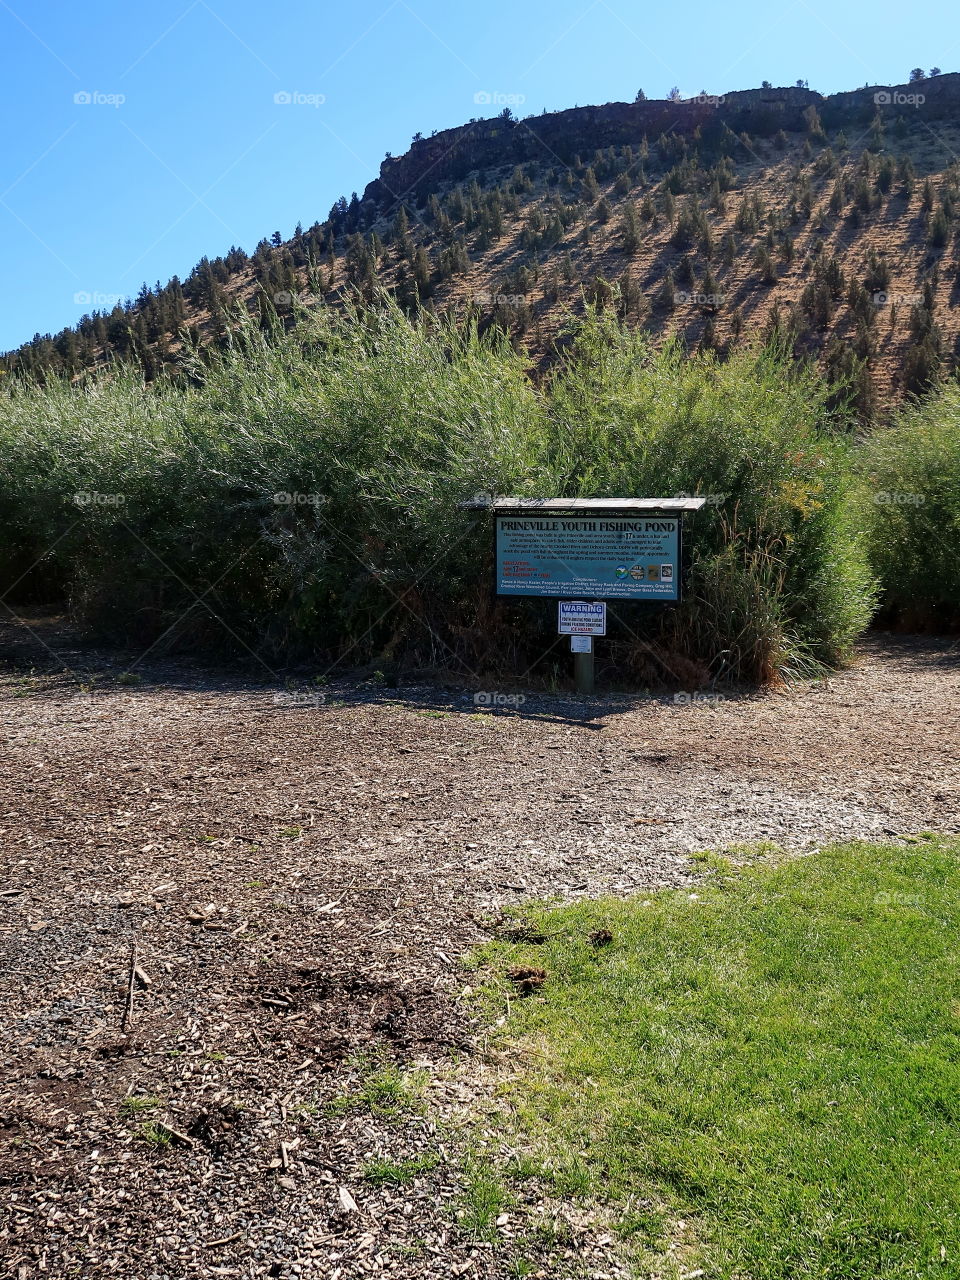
0;0;953;352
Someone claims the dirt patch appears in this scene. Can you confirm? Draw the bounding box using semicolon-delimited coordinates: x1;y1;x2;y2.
1;621;958;1277
253;963;462;1062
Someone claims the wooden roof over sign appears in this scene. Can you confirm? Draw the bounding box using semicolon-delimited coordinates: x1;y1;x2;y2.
460;497;708;512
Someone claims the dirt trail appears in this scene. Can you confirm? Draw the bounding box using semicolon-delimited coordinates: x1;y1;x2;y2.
1;631;957;1278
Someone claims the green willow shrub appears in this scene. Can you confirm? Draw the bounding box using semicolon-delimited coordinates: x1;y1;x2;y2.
0;367;190;603
545;314;875;678
0;300;876;684
858;380;960;628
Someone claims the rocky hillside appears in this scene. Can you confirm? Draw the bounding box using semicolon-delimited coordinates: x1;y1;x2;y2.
5;74;960;419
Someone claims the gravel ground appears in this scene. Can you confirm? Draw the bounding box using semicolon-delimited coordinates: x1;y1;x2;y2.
1;621;958;1280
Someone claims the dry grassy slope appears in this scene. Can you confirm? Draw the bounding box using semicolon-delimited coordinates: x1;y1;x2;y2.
52;100;960;415
186;118;960;412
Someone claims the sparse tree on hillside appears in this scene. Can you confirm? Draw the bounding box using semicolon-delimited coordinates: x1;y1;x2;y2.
803;105;826;141
621;202;641;252
909;68;927;82
929;205;950;247
659;267;676;310
755;245;778;285
393;207;413;259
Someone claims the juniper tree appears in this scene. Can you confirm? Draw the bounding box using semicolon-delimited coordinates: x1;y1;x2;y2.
411;246;432;300
754;245;777;285
929;206;950;247
876;156;896;195
659;267;676;310
393;207;413;259
621;202;641;252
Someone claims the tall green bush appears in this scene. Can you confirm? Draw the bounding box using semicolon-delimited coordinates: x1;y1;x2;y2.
0;301;876;684
545;315;875;678
858;380;960;627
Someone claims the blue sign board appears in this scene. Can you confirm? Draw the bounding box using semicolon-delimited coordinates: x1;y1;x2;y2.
495;511;681;601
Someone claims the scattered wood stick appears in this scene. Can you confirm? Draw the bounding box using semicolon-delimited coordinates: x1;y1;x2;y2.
157;1119;194;1145
202;1231;242;1249
121;942;137;1031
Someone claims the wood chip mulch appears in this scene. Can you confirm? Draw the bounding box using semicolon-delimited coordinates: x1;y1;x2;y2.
1;618;957;1278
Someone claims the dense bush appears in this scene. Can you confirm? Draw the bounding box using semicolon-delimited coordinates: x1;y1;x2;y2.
859;381;960;628
545;317;874;680
0;300;876;685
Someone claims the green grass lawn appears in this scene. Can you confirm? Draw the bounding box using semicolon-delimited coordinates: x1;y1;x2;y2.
473;839;960;1279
